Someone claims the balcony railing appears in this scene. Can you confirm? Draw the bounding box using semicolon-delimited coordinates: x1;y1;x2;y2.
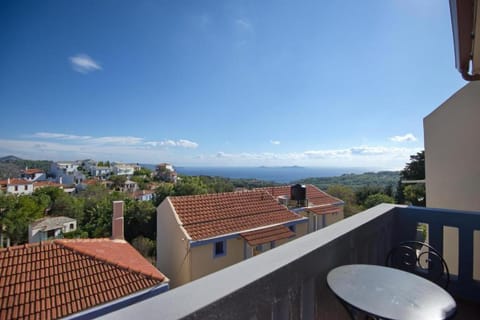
101;204;480;320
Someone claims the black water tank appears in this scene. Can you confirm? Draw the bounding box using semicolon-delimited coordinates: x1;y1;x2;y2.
290;184;306;201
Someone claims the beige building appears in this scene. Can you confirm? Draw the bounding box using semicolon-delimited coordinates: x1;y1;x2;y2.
259;184;345;232
156;189;308;288
424;80;480;279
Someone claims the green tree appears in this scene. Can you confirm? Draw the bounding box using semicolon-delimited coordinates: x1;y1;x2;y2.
401;151;425;180
110;175;127;190
134;167;152;177
82;198;113;238
355;186;383;206
63;229;89;239
33;186;64;204
174;176;208;196
49;192;85;221
125;199;156;241
403;184;426;206
154;183;175;206
326;184;362;217
396;151;426;206
1;195;45;244
131;235;156;261
364;193;394;209
130;175;149;190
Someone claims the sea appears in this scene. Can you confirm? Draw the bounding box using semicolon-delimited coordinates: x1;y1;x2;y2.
142;165;376;183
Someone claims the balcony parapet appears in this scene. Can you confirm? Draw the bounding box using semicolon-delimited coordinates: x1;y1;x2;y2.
101;204;480;320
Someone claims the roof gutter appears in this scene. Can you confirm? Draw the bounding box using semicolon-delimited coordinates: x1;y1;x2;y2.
450;0;480;80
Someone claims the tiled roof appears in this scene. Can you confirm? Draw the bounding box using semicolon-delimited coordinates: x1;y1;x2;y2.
240;225;295;246
259;184;343;206
169;190;305;240
0;179;33;186
30;216;76;231
0;239;166;320
33;181;63;188
134;190;155;197
22;169;43;175
307;205;343;215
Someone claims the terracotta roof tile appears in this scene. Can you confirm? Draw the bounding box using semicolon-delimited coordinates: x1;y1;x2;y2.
33;181;63;188
307;205;343;215
240;225;295;246
22;169;43;175
169;190;305;240
259;184;343;206
0;179;33;186
0;239;166;320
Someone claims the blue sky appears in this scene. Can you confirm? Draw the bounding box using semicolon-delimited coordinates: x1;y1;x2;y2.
0;0;466;169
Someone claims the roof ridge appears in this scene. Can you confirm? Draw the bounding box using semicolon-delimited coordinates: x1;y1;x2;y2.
0;241;55;252
54;239;165;282
182;207;301;227
170;189;266;199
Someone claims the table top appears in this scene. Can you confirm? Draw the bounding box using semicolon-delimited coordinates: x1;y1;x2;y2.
327;264;456;320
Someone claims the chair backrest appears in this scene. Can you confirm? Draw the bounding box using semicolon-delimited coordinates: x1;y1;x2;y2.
385;241;450;289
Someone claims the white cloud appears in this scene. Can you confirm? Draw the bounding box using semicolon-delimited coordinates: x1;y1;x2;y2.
1;132;419;169
30;132;198;149
69;54;102;74
270;140;281;145
33;132;92;140
208;145;421;168
91;136;144;145
390;133;417;142
176;139;199;148
158;139;198;148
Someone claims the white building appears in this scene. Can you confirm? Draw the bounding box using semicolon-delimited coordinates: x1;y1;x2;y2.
0;178;34;195
20;168;46;181
28;216;77;243
90;166;112;178
50;161;85;185
112;163;135;176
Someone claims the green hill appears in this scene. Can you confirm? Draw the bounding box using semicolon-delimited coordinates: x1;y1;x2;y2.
294;171;400;190
0;155;53;179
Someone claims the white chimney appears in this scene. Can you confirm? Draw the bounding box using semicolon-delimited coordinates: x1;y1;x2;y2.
112;201;124;240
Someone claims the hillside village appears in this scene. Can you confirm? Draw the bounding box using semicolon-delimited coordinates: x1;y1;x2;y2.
0;153;356;317
0;156;350;317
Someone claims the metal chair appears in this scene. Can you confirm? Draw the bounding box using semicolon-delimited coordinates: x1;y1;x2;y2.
385;240;450;289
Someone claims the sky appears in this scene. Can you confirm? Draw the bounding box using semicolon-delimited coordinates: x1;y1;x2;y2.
0;0;467;169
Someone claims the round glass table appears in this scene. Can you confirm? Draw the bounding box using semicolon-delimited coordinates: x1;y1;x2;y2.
327;264;456;320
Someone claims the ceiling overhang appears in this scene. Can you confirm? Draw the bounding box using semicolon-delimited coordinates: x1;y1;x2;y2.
450;0;480;80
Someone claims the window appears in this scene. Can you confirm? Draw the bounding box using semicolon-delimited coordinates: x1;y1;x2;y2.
14;186;18;191
214;240;226;257
24;185;28;190
70;223;74;230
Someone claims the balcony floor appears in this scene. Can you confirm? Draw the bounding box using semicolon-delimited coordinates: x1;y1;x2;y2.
456;298;480;320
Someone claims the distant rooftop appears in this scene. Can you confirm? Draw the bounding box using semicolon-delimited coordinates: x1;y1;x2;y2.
30;216;76;231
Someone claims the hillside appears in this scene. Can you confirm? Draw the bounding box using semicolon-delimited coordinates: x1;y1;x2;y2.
294;171;400;190
0;155;53;179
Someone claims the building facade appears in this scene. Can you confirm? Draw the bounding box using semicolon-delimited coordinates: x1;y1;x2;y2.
424;80;480;279
157;190;308;288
